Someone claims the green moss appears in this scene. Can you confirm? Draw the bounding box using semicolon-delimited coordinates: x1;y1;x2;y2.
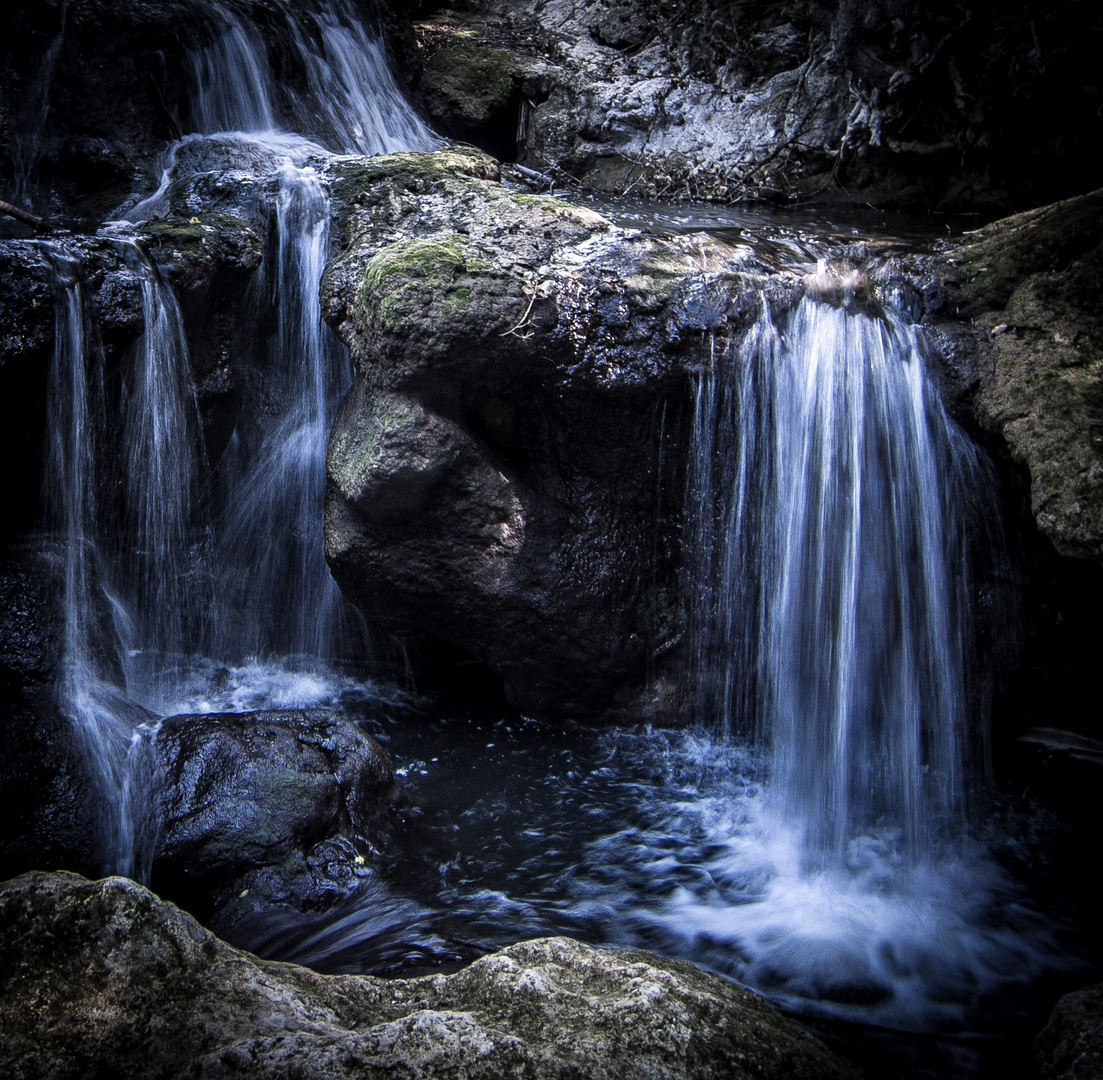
509;193;567;211
140;213;250;244
359;237;482;328
329;147;500;193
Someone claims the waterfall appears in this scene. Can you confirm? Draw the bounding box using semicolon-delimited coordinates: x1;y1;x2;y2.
187;0;438;155
209;161;350;662
36;0;439;874
39;244;160;879
687;282;995;869
117;242;206;710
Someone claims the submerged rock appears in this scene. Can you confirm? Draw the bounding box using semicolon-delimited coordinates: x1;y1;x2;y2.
0;870;861;1080
152;708;403;929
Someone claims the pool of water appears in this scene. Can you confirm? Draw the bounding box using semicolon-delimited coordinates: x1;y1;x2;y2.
156;661;1098;1077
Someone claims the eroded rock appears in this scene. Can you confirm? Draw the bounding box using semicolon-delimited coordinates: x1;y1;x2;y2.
410;0;1103;213
0;870;861;1080
940;189;1103;563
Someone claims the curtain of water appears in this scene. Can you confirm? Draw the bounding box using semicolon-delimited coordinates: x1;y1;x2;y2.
688;288;994;869
40;244;160;879
118;242;206;710
188;0;438;155
210;162;350;661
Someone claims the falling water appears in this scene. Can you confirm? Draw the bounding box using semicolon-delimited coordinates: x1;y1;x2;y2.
209;160;350;661
39;243;160;878
187;0;438;154
687;282;992;868
37;0;439;872
174;0;438;664
117;242;206;709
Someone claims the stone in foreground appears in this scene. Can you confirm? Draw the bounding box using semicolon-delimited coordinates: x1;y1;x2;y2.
0;871;859;1080
1033;982;1103;1080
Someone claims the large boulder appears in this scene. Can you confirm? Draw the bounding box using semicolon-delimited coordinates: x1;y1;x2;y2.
0;870;861;1080
320;146;792;721
152;708;403;930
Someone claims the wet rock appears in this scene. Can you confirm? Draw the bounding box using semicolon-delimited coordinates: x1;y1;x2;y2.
319;146;792;721
940;189;1103;563
139;212;262;459
1033;983;1103;1080
151;708;403;928
0;870;862;1080
0;704;99;881
0;541;111;880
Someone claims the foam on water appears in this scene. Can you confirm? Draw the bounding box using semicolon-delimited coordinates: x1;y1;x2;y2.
557;732;1062;1032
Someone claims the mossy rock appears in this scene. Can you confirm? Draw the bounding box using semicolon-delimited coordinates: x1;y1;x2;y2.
420;34;518;127
358;235;486;330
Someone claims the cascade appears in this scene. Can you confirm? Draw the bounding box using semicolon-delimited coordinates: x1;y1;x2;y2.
39;243;161;878
686;283;996;869
23;4;1070;1054
37;0;438;874
208;160;350;663
117;241;206;711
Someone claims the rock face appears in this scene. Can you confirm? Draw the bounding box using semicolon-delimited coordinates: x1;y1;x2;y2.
940;189;1103;563
152;708;403;928
321;146;792;720
1033;983;1103;1080
411;0;1103;213
0;871;860;1080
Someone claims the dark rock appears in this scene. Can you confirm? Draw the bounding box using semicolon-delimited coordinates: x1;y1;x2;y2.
319;147;792;721
0;704;99;880
1033;983;1103;1080
151;708;403;928
939;189;1103;563
0;871;862;1080
0;540;128;881
409;0;1103;213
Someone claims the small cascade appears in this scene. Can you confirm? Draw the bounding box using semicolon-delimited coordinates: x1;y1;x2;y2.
39;243;159;879
687;282;994;868
187;0;439;155
210;161;350;662
117;242;206;710
34;0;440;875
